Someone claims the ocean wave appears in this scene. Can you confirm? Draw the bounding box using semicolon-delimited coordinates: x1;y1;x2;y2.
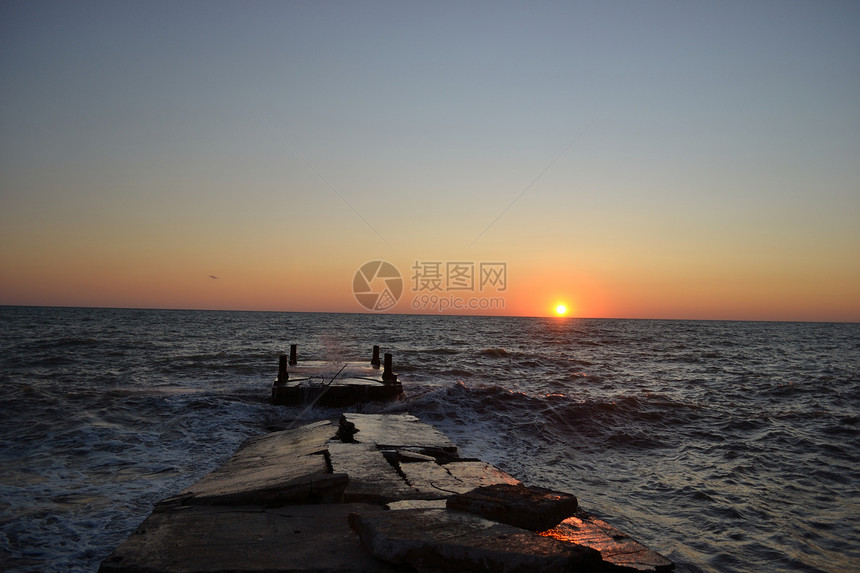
404;380;702;456
419;348;461;355
479;347;509;357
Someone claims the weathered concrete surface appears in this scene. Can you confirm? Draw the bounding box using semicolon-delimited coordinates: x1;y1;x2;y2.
349;507;603;573
387;499;448;511
172;420;347;506
400;460;521;498
339;413;457;455
445;461;522;489
448;483;579;531
327;442;416;503
383;449;437;463
99;504;408;573
541;510;675;572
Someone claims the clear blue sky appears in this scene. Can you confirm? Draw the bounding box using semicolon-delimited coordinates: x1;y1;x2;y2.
2;1;859;320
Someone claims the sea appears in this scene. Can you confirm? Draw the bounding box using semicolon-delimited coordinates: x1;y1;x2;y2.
0;306;858;572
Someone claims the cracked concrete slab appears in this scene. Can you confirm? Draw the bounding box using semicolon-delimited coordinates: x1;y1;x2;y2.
541;511;675;572
99;504;407;573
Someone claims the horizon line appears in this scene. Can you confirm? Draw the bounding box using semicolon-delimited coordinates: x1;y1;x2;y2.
1;304;857;325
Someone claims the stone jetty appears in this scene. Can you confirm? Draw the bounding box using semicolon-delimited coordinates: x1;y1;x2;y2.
100;412;674;572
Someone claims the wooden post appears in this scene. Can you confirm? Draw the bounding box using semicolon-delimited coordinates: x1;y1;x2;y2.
277;354;288;382
382;352;397;383
371;345;381;368
289;344;298;366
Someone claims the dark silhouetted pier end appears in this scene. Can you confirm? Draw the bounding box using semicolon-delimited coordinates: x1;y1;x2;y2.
271;345;403;407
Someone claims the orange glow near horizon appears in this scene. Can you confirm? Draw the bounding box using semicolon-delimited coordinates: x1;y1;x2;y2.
2;246;860;321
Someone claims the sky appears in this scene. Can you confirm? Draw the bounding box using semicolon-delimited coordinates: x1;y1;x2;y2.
1;1;859;321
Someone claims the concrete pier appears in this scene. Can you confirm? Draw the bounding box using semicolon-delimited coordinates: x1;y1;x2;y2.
100;413;674;572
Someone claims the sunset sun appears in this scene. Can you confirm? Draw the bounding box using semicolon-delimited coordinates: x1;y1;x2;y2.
555;304;567;316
